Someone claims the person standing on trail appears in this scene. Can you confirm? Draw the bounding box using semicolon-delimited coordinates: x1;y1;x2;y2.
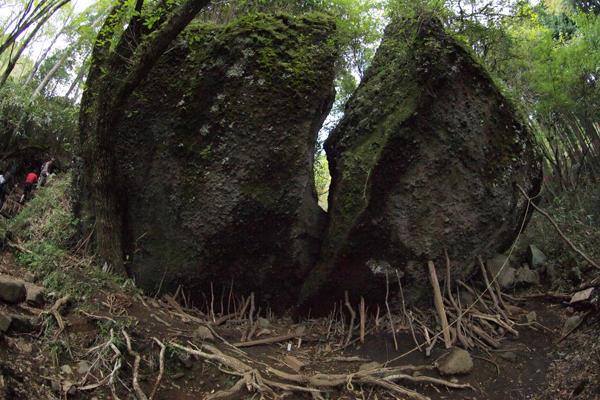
19;169;38;204
0;172;6;211
39;159;53;187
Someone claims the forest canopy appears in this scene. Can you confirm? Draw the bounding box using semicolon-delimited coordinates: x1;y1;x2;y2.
0;0;598;189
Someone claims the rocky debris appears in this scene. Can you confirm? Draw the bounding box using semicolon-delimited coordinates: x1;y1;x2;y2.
115;13;338;310
561;315;582;337
499;351;517;363
0;311;10;332
299;12;542;309
0;275;45;306
0;275;26;303
8;314;40;334
359;361;381;371
487;254;516;289
514;265;540;286
436;348;474;376
196;325;215;342
24;282;45;306
526;245;547;269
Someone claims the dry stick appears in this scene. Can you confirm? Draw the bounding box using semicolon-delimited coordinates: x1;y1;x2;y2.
396;272;421;351
344;291;356;346
238;295;251;320
248;292;255;327
427;261;451;349
486;261;512;316
477;255;509;324
359;296;366;344
385;272;399;351
227;279;234;315
444;249;470;349
210;283;216;322
232;326;306;348
517;183;600;271
470;324;500;348
456;280;492;313
149;337;166;400
123;331;149;400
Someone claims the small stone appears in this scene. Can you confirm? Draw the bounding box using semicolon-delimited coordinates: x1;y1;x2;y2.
526;245;547;269
526;311;536;323
60;365;74;376
76;360;91;374
0;277;26;303
258;317;270;329
24;283;45;306
178;353;193;369
172;372;185;380
23;272;35;283
196;326;215;342
561;315;582;337
359;362;380;371
565;307;575;316
436;348;473;376
9;315;36;334
51;380;60;392
514;265;540;286
499;351;517;363
0;312;11;333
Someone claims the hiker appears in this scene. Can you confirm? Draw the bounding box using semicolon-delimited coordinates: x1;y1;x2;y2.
0;172;6;211
39;159;53;187
19;169;38;204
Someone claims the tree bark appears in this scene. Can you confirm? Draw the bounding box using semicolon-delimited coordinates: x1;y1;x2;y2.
78;0;211;276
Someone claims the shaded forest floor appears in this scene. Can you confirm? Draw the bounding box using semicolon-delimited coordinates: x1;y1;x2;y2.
1;174;599;399
1;248;599;400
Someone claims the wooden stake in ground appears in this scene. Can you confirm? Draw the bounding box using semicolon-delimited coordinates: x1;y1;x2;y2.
427;261;451;348
359;296;366;344
344;291;356;346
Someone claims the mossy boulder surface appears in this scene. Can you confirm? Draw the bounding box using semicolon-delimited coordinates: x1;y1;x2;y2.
115;13;337;309
299;14;543;309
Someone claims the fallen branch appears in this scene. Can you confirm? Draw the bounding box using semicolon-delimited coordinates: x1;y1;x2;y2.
232;326;305;348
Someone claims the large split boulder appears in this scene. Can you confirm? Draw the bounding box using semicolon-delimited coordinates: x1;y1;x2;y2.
115;13;337;309
299;13;543;311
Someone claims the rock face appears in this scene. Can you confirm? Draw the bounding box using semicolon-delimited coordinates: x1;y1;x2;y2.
299;13;543;309
115;13;337;309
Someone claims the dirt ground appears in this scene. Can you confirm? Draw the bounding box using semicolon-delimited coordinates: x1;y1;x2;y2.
1;251;599;400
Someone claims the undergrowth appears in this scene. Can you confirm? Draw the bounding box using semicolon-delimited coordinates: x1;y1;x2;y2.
519;177;600;291
7;173;140;300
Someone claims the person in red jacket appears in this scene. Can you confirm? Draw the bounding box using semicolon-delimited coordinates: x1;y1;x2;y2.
19;169;38;203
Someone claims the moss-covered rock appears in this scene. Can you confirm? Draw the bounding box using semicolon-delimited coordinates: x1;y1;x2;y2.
115;13;338;310
299;13;543;311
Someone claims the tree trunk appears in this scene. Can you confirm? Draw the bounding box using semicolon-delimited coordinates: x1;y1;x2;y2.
78;0;212;276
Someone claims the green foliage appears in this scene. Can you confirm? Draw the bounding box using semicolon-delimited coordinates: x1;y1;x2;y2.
0;82;78;155
314;154;331;210
521;179;600;289
8;173;143;299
